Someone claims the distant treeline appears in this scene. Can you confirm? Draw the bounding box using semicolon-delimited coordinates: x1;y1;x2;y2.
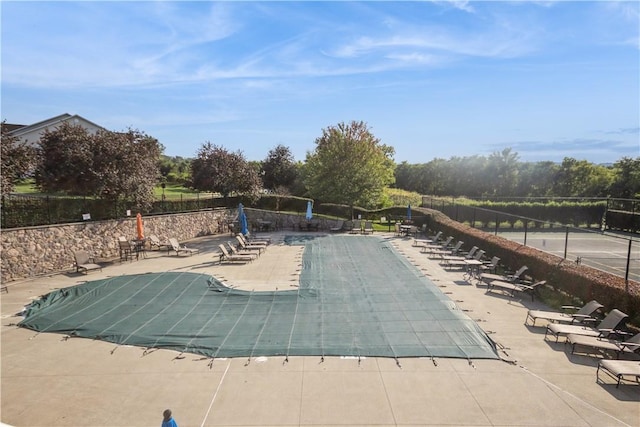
394;151;639;200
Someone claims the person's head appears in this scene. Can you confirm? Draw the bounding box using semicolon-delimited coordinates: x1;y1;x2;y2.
163;409;172;421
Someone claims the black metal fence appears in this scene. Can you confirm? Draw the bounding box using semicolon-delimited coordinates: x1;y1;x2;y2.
422;197;639;286
0;194;233;229
0;193;323;229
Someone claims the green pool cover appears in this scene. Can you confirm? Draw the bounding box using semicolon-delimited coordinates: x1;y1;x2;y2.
19;235;498;360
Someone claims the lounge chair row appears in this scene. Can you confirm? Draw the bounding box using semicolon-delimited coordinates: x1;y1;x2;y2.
217;234;270;264
526;301;639;386
421;228;640;387
72;235;199;275
419;230;544;302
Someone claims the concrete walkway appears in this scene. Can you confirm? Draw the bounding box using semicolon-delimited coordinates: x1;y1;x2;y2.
1;231;638;427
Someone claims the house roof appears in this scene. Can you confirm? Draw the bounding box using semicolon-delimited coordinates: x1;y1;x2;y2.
1;122;26;133
7;113;105;137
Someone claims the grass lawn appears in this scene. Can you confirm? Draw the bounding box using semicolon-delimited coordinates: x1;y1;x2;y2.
154;183;215;200
12;180;40;194
11;180;211;201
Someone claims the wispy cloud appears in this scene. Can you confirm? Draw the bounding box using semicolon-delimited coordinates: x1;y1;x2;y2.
2;2;637;164
1;1;541;89
604;127;640;135
431;1;476;13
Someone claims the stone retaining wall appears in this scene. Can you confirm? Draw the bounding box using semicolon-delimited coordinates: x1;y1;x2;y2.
1;209;230;282
1;208;341;282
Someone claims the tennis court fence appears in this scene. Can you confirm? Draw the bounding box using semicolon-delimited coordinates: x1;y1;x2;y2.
425;201;639;285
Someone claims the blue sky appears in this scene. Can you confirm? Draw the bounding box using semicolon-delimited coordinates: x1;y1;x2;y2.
2;1;639;164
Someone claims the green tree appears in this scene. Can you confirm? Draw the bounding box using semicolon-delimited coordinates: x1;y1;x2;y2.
91;128;163;210
35;122;95;195
262;144;297;191
159;155;192;184
190;142;261;200
1;121;36;195
515;161;559;197
304;121;395;215
610;157;640;198
552;157;613;197
35;123;163;211
485;148;519;197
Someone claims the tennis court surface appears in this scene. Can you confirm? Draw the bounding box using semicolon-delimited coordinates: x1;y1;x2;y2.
18;235;498;360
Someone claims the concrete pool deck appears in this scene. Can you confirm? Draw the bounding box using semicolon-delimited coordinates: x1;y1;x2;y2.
1;231;638;426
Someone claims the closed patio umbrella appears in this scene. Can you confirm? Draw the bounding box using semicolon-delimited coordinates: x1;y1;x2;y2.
407;204;412;221
238;203;249;235
306;200;313;221
136;213;144;240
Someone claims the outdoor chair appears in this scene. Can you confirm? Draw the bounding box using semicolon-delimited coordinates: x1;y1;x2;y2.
330;221;345;233
218;244;254;264
73;250;102;274
350;220;362;234
479;265;528;286
428;230;443;242
426;238;460;259
234;236;264;256
460;245;479;259
447;240;464;255
485;280;546;301
168;238;199;256
545;309;628;342
226;242;259;260
525;300;604;327
118;237;134;261
421;236;453;255
566;332;640;359
236;234;269;250
362;221;374;234
480;256;501;274
243;232;271;244
413;231;442;247
471;249;485;262
597;360;640;388
441;246;479;270
147;234;168;251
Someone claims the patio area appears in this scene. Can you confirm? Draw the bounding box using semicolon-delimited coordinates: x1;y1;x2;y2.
1;231;638;426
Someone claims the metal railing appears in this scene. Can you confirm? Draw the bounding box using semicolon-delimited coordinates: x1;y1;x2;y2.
0;193;229;229
423;197;639;287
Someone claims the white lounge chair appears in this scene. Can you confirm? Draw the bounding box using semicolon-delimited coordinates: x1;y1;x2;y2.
218;244;254;263
168;238;199;256
486;280;546;301
545;309;628;342
236;235;266;254
597;360;640;387
566;332;640;358
480;265;528;286
73;250;102;274
226;242;259;259
147;234;168;251
525;300;604;327
414;231;442;247
350;220;362;234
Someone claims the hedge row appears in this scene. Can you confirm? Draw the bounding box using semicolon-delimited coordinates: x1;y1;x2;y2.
423;200;606;229
419;207;640;328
